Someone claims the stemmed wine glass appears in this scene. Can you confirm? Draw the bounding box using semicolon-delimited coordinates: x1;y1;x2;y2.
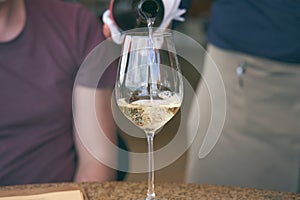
115;29;183;200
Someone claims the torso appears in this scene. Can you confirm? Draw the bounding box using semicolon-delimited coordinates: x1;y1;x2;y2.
0;0;106;185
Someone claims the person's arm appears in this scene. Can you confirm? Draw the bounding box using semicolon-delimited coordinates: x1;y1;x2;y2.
73;86;117;182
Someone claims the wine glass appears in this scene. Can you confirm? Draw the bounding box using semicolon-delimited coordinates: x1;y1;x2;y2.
115;29;183;200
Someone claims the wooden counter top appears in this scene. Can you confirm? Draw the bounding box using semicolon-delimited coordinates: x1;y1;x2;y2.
0;181;299;200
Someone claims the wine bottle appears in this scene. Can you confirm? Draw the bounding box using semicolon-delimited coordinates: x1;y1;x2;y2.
110;0;164;31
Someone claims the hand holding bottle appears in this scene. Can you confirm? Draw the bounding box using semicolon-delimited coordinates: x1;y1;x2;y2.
102;0;186;44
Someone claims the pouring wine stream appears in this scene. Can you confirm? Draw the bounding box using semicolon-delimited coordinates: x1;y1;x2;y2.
115;1;183;199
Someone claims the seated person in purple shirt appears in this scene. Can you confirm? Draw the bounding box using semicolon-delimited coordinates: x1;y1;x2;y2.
0;0;117;185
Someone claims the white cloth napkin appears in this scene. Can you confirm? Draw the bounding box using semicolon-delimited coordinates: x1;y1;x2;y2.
102;0;186;44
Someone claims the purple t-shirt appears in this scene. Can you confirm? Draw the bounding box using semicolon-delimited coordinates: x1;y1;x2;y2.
0;0;115;186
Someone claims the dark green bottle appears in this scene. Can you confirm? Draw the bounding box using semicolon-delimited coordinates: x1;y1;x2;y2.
110;0;164;31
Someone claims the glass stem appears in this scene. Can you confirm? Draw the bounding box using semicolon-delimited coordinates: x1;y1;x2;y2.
146;131;156;200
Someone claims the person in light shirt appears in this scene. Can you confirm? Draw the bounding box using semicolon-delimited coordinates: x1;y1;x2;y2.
186;0;300;193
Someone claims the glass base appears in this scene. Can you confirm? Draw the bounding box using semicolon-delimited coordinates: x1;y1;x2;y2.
146;192;156;200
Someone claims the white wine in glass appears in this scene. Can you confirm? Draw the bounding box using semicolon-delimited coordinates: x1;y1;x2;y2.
115;29;183;200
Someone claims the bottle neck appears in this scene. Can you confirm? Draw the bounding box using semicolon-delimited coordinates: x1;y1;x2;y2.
138;0;160;19
110;0;164;31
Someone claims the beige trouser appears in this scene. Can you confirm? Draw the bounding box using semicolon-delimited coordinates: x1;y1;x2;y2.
186;45;300;193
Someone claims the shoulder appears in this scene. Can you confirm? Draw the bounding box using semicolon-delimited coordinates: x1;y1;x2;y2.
26;0;98;22
25;0;105;66
26;0;103;42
